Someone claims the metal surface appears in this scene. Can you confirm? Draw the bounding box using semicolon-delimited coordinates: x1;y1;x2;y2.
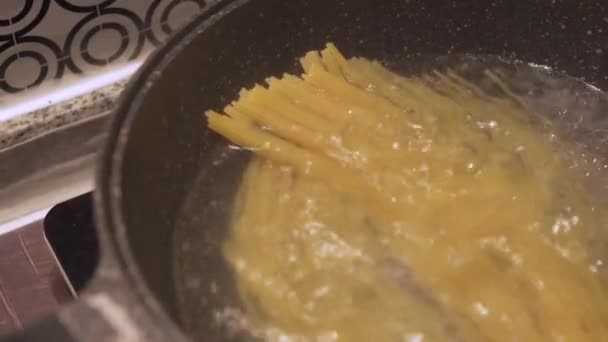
0;113;109;225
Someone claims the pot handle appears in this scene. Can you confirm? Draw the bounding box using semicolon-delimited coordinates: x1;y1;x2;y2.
0;290;150;342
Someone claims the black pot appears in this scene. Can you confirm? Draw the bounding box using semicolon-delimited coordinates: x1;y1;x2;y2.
5;0;607;341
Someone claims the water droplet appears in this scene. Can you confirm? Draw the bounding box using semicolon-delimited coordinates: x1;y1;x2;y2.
186;277;201;289
304;160;313;174
330;135;342;145
209;281;218;294
473;302;489;316
403;333;425;342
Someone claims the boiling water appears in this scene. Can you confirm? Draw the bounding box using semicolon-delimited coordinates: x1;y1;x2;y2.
173;55;608;341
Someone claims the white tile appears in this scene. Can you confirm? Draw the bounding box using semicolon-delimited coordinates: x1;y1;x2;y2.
0;0;208;100
0;0;26;20
111;0;207;44
25;1;88;49
109;0;151;18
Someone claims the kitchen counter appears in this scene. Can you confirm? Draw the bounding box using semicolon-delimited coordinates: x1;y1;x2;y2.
0;81;125;151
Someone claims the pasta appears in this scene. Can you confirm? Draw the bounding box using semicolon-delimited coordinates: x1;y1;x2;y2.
206;43;608;341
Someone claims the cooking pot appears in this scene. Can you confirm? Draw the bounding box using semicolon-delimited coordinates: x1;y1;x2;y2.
4;0;607;340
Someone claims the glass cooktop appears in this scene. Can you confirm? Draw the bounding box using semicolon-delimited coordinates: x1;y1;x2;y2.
43;193;99;294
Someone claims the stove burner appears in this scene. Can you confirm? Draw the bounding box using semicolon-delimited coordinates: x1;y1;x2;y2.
43;192;99;294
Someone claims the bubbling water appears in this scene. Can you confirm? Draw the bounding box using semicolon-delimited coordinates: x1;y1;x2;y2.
174;53;608;342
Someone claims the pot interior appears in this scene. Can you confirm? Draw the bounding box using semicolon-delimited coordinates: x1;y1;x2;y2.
110;0;608;341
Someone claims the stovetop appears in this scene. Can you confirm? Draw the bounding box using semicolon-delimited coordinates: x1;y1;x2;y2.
44;193;99;296
0;193;99;337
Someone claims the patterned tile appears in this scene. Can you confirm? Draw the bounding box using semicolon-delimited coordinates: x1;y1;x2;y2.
0;0;208;97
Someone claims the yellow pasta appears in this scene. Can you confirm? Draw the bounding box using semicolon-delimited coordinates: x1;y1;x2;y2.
205;43;608;341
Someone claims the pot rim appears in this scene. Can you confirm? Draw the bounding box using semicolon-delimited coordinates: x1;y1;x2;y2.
93;0;248;339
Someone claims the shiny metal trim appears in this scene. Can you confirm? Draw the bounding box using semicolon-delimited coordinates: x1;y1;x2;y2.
0;112;109;225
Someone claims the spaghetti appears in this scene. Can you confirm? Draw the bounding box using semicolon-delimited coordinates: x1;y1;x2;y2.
206;44;608;341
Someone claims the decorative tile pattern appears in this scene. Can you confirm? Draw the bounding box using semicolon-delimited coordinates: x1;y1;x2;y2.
0;0;207;97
